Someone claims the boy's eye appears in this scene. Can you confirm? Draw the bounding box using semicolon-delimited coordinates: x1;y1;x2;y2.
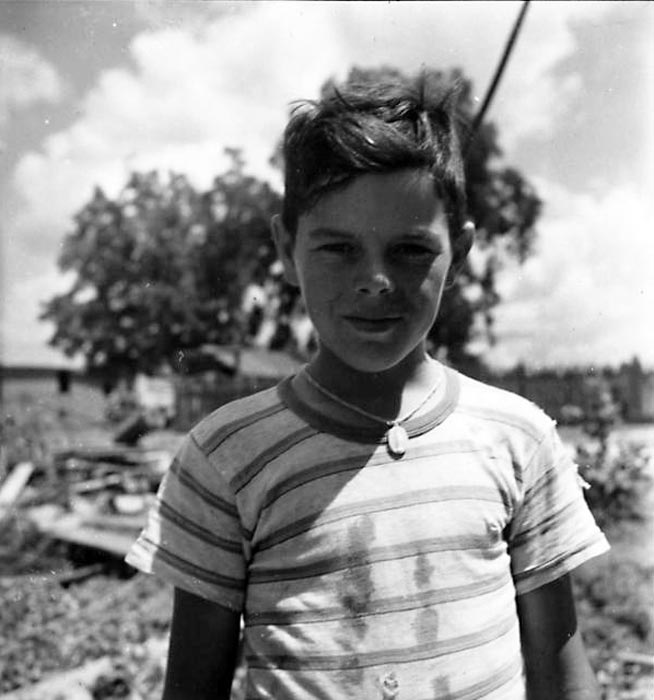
392;243;436;260
317;242;357;255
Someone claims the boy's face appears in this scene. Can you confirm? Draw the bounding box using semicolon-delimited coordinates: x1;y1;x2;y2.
274;169;453;376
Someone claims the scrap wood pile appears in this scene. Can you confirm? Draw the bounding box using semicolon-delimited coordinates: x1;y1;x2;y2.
1;446;170;559
0;444;175;698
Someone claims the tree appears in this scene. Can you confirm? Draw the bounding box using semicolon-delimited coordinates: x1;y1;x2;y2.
41;151;281;382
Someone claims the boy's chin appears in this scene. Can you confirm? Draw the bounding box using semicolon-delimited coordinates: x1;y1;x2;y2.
317;343;427;377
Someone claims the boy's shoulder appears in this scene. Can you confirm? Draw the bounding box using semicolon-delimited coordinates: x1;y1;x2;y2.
453;370;555;442
190;380;287;439
187;378;305;461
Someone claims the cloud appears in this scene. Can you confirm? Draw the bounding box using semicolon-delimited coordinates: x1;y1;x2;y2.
131;0;231;31
0;34;65;128
478;1;615;152
0;267;78;367
486;177;654;369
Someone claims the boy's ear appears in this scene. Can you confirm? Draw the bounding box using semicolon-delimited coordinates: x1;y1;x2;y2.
271;214;299;287
449;220;475;277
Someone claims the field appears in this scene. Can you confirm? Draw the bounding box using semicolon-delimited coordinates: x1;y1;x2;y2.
1;398;652;699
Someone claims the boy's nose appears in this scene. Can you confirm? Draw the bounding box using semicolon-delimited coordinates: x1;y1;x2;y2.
356;267;394;295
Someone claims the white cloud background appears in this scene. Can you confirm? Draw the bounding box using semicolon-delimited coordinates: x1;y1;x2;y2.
487;178;654;368
0;34;65;127
1;1;652;367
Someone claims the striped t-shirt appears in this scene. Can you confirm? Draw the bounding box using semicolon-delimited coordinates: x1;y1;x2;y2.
126;366;609;699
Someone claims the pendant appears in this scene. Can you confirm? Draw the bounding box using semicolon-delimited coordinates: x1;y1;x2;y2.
387;423;408;457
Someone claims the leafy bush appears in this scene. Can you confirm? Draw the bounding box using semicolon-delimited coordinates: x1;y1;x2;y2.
577;439;653;527
576;558;654;650
572;377;653;527
0;572;171;693
574;554;654;700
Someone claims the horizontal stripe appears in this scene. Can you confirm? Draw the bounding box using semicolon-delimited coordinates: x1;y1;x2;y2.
246;655;523;700
197;400;287;455
246;611;517;670
246;570;512;626
512;533;606;584
457;402;548;443
255;485;506;553
158;499;242;553
510;498;578;549
232;426;319;493
260;440;484;512
171;449;238;518
244;654;523;700
249;534;502;584
522;460;558;504
416;655;523;700
140;535;245;590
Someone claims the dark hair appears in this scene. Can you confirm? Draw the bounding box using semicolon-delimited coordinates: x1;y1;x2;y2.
281;71;468;241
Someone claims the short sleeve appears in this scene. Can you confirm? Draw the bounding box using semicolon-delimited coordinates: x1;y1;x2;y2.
125;433;247;611
508;422;609;595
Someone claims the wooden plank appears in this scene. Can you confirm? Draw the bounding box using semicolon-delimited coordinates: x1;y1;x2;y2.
81;511;147;533
0;564;107;587
54;446;169;466
48;517;138;557
0;462;34;507
0;462;35;525
69;474;123;493
26;507;139;558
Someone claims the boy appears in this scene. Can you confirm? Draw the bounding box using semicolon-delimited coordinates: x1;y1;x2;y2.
127;74;609;699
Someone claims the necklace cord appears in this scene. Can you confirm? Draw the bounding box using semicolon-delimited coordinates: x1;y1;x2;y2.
302;368;443;429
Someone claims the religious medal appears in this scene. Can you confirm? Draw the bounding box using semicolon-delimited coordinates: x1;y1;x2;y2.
387;423;409;456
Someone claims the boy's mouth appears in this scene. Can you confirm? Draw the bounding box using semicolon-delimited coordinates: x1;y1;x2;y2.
343;315;402;333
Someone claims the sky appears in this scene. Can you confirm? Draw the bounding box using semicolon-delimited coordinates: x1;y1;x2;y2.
1;0;652;370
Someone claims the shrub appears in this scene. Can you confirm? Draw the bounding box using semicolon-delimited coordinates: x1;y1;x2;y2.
577;439;653;528
572;378;653;528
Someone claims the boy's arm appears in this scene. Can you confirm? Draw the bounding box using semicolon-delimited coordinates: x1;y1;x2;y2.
162;587;241;700
516;573;599;700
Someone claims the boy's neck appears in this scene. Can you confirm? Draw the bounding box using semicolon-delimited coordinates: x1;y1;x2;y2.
307;343;441;420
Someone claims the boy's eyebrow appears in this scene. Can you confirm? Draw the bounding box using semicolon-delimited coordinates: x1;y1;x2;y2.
402;228;441;240
305;226;356;239
306;227;444;240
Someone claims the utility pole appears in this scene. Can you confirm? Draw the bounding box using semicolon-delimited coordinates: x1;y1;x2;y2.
466;0;531;156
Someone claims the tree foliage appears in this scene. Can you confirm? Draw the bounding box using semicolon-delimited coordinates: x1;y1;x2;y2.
41;151;281;381
42;66;541;379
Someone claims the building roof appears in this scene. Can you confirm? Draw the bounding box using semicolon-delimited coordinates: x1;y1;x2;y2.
180;345;303;379
239;347;303;378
